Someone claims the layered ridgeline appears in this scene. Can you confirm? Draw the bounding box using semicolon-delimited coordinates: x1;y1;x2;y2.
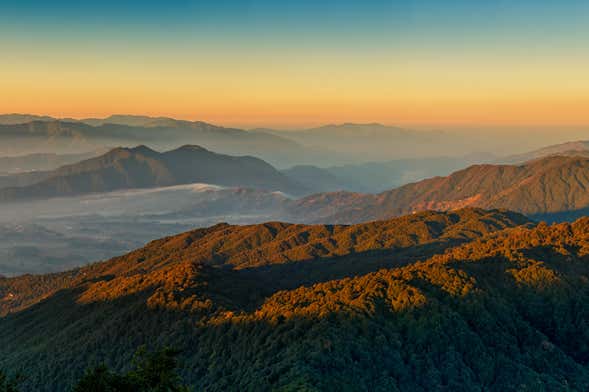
292;155;589;223
260;123;444;161
281;153;492;194
0;115;502;168
7;208;582;391
280;165;351;193
502;140;589;164
0;151;105;174
0;116;308;166
0;145;304;201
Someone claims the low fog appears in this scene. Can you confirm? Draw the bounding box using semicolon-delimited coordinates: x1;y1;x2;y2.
0;183;291;276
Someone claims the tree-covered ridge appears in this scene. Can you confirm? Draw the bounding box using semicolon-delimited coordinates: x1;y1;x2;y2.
72;347;190;392
0;208;527;316
204;216;589;390
4;210;589;390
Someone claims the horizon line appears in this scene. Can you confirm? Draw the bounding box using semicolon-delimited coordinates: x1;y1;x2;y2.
1;112;589;131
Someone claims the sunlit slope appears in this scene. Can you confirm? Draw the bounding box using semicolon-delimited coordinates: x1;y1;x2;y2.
291;156;589;223
0;208;549;391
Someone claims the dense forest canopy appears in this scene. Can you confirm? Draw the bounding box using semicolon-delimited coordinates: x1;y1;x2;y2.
2;209;589;390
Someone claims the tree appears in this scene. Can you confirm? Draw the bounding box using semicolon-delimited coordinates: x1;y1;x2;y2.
73;364;132;392
0;370;21;392
72;347;190;392
127;347;189;392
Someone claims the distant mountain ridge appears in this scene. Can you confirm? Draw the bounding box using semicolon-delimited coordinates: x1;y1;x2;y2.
261;122;451;161
0;145;304;202
0;114;56;124
502;140;589;163
280;165;349;193
0;113;238;128
5;146;589;222
289;155;589;223
0;150;105;174
324;154;495;192
0;116;308;167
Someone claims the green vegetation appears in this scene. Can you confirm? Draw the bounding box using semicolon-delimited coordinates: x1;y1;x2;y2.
73;347;189;392
2;209;589;390
0;370;21;392
1;347;188;392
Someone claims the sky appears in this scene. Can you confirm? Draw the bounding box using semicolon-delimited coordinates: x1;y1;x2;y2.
1;0;588;128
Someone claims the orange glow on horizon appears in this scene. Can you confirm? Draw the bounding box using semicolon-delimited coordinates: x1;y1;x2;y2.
2;52;588;129
1;98;587;129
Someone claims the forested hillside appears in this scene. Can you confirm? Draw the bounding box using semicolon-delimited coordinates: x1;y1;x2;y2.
3;209;589;390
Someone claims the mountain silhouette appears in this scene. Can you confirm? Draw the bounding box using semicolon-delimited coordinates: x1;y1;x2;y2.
0;145;304;201
0;117;308;166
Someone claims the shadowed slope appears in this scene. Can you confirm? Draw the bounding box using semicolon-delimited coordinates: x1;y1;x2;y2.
0;145;302;201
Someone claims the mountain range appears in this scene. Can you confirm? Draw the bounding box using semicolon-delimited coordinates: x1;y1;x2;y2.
3;113;587;169
2;208;550;391
5;143;589;222
0;117;308;167
0;145;304;202
3;116;452;168
324;154;496;192
260;122;454;161
4;208;589;390
2;119;589;390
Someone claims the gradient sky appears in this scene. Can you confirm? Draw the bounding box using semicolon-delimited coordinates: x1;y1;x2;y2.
1;0;588;128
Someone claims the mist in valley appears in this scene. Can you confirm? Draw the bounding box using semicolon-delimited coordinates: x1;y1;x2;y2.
0;183;292;276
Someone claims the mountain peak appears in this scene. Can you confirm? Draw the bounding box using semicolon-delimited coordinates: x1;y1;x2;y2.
341;122;385;127
0;144;304;202
129;145;158;155
172;145;210;153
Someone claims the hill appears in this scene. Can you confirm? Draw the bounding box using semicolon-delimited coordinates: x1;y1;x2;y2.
0;208;542;391
290;155;589;223
0;145;303;201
